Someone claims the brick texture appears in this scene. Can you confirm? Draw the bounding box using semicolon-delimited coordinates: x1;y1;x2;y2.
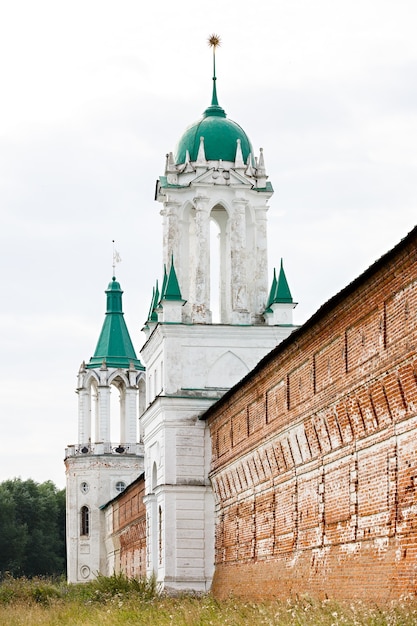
112;477;147;579
207;230;417;600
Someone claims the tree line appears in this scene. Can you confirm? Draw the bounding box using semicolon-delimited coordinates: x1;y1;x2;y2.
0;478;65;578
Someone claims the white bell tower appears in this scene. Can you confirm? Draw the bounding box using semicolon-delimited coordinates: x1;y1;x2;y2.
140;37;298;592
65;276;145;583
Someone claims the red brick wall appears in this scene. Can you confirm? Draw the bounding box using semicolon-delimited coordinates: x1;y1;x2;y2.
112;477;146;578
207;230;417;600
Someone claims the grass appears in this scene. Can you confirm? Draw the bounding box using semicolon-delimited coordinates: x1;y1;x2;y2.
0;574;416;625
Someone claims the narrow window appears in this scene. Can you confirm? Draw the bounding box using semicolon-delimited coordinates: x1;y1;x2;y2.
81;505;90;536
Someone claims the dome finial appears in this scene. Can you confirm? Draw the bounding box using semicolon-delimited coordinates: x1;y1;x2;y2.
208;34;221;106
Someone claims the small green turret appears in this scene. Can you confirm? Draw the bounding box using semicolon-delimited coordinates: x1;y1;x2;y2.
87;277;144;370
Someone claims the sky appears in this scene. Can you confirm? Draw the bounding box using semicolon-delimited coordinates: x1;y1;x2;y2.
0;0;416;489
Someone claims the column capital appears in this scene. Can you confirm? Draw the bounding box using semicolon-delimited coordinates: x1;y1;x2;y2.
193;195;210;210
161;200;181;216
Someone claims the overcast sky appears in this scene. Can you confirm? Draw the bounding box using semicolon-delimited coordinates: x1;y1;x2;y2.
0;0;416;488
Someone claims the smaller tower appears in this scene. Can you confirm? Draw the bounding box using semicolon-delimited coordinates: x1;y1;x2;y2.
65;276;145;583
264;259;297;326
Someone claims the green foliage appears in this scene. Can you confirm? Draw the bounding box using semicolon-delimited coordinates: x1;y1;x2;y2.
64;571;158;604
0;478;66;578
0;572;157;610
1;576;417;625
0;574;63;606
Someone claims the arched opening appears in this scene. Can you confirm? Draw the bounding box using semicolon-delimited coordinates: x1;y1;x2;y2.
110;384;119;444
108;376;128;445
210;204;229;323
210;219;220;322
110;380;124;444
90;379;99;443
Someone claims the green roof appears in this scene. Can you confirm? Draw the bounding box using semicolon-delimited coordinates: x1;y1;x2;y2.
161;258;183;301
87;277;144;370
265;260;293;312
266;268;278;311
148;280;160;323
275;259;293;303
174;71;253;164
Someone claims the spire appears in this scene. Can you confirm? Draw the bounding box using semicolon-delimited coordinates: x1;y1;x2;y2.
196;136;207;165
204;34;226;119
146;286;155;322
87;277;144;370
265;267;278;311
245;153;254;177
208;34;220;105
183;150;194;173
234;138;245;169
161;256;183;301
257;148;266;176
275;259;293;303
161;266;168;301
149;280;160;322
165;151;176;173
264;261;296;326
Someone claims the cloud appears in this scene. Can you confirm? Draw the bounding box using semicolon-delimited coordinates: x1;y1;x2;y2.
0;1;416;488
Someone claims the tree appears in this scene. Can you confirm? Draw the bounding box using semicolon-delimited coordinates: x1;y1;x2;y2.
0;478;66;578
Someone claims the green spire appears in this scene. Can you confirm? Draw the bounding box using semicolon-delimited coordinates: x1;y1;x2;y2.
161;257;182;301
146;286;155;324
204;33;226;118
275;259;293;303
87;277;144;370
149;280;160;323
265;268;277;311
209;34;219;106
265;260;293;312
160;265;168;301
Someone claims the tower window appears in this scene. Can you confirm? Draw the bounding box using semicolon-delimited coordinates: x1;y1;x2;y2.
115;481;126;493
80;481;89;494
80;506;90;536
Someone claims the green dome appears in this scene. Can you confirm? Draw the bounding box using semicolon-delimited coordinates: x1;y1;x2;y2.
174;102;253;165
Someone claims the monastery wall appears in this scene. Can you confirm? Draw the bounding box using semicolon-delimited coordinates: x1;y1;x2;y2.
206;229;417;601
111;477;147;579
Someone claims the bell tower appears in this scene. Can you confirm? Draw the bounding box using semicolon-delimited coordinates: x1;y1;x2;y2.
140;37;298;592
65;276;145;583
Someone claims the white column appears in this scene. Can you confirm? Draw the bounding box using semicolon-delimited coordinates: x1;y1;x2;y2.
78;388;91;445
144;494;158;577
97;386;111;442
124;387;138;444
253;205;269;318
230;197;250;324
191;195;211;323
161;200;181;276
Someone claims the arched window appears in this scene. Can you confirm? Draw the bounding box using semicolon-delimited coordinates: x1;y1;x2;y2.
80;505;90;536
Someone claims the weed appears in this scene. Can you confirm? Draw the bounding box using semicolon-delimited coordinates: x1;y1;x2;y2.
1;575;417;625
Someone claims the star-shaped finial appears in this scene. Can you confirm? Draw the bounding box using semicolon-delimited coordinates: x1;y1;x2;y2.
208;34;221;49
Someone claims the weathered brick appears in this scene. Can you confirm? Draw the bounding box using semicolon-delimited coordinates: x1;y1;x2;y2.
208;229;417;601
